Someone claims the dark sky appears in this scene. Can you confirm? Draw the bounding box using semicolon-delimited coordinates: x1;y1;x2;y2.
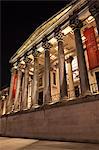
1;0;72;89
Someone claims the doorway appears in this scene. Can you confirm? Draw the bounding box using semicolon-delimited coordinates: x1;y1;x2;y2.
95;72;99;91
75;86;80;97
38;91;43;105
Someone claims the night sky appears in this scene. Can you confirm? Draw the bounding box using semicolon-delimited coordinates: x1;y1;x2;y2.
1;0;72;89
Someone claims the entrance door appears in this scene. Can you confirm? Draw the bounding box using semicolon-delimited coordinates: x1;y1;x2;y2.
95;72;99;91
75;86;80;97
38;91;43;105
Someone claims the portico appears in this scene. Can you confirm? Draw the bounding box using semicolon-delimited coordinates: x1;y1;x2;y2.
0;0;99;115
1;0;99;144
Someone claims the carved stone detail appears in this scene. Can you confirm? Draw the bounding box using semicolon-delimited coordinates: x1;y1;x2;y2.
18;63;24;71
33;50;40;57
42;39;52;50
54;28;64;42
10;67;17;74
24;57;32;68
69;15;83;30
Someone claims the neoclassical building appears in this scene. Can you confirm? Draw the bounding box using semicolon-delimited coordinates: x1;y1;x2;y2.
0;0;99;114
0;0;99;142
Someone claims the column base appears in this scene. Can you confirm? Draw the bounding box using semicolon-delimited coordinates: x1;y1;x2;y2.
44;97;52;105
22;107;28;111
6;112;11;115
81;90;92;97
31;104;40;108
13;109;20;113
13;104;20;112
68;96;76;101
61;96;68;101
68;89;76;100
11;104;14;112
49;100;59;105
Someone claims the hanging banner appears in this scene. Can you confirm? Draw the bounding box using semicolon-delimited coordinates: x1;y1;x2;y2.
97;35;99;66
84;26;99;70
12;73;18;98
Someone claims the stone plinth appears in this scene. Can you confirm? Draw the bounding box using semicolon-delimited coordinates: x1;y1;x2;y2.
0;94;99;143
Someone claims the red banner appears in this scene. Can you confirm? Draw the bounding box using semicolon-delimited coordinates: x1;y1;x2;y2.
12;73;18;98
97;43;99;65
84;26;99;70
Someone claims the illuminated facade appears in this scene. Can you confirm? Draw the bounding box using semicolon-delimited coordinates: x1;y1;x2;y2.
0;0;99;115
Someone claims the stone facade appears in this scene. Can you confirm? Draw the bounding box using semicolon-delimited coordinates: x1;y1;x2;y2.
0;0;99;143
0;95;99;143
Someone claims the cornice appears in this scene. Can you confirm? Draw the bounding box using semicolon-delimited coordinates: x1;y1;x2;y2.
9;0;88;64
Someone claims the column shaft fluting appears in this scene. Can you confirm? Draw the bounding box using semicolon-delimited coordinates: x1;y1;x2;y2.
55;29;68;99
31;54;39;106
67;56;75;99
43;39;51;104
14;64;23;111
22;58;31;109
20;74;25;110
7;68;16;113
2;99;6;115
70;16;90;96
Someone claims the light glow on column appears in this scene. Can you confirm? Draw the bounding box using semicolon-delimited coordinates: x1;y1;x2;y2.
82;36;86;42
50;54;56;60
49;37;57;45
20;60;25;65
55;46;58;51
28;54;33;60
86;16;95;23
13;64;17;69
62;26;73;35
37;46;44;52
30;68;34;72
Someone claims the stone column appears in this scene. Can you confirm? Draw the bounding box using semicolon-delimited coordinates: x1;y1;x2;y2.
6;67;17;113
5;94;8;114
0;100;3;116
67;56;75;99
54;27;68;99
31;50;39;107
14;63;23;111
20;74;24;110
2;94;8;115
42;38;52;104
89;0;99;34
22;57;31;110
70;16;91;96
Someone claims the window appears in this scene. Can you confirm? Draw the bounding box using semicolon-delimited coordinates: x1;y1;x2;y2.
38;91;43;105
39;76;43;87
95;72;99;91
53;72;56;85
75;86;80;97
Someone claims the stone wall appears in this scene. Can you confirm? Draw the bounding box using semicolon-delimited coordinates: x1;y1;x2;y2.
0;94;99;143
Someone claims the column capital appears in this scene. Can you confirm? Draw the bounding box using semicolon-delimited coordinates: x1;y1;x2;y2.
42;39;52;51
10;67;17;74
66;56;73;64
17;63;24;71
69;15;83;30
33;50;40;58
42;38;52;50
88;1;99;17
54;27;64;42
32;46;40;57
24;57;32;68
24;57;32;63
